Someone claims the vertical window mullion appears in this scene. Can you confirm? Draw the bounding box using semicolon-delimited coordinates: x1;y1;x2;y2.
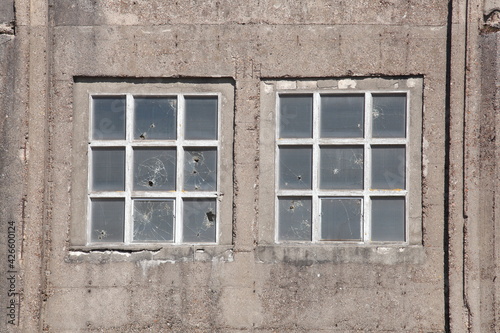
176;94;185;244
364;92;373;243
312;92;321;242
124;94;134;244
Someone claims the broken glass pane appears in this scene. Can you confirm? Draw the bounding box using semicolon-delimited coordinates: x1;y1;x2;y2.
133;200;174;242
371;146;405;190
320;146;363;189
92;96;126;140
279;146;312;189
371;197;405;241
133;148;176;191
320;94;364;138
91;199;125;242
183;199;216;243
278;197;312;241
183;148;217;191
279;95;313;138
321;198;362;241
184;97;218;140
134;97;177;140
92;148;125;191
372;94;406;138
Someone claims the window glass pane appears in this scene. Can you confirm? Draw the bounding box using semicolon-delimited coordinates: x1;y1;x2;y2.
184;96;218;140
133;148;176;191
183;199;216;243
278;197;312;241
134;97;177;140
91;199;125;242
372;94;406;138
184;148;217;191
320;94;364;138
92;96;126;140
321;198;362;241
92;148;125;191
371;197;405;241
371;146;405;190
279;146;312;189
133;200;174;242
279;95;313;138
320;146;363;189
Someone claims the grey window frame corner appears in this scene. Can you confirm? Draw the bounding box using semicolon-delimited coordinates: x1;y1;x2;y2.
258;77;423;247
70;79;234;250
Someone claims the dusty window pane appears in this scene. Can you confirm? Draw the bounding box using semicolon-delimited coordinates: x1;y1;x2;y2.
133;200;174;242
371;197;405;241
184;97;218;140
134;97;177;140
133;148;176;191
278;197;312;241
320;94;364;138
91;199;125;242
320;146;363;189
371;146;405;190
279;95;313;138
183;148;217;191
321;198;362;241
279;146;312;189
372;94;406;138
183;199;216;243
92;148;125;191
92;96;126;140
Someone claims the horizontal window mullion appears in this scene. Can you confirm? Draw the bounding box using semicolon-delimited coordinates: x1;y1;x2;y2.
277;139;314;145
277;190;314;196
89;141;128;147
181;140;219;147
317;139;366;145
89;192;126;197
369;139;407;145
317;191;365;197
180;192;219;198
368;190;408;196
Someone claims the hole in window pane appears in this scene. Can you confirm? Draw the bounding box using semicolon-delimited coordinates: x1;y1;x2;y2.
372;94;406;138
320;146;363;189
184;97;218;140
278;197;312;241
133;200;174;242
92;148;125;191
320;94;364;138
183;148;217;191
91;199;125;242
371;197;405;241
134;97;177;140
279;95;313;138
371;146;405;190
183;199;216;243
279;146;312;189
92;96;126;140
133;148;177;191
321;198;362;241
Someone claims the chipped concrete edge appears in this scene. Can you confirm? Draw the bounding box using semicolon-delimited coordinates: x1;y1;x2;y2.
0;23;14;35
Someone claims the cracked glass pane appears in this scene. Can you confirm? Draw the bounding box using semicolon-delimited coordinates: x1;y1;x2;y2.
372;94;406;138
320;146;363;189
371;197;405;241
133;148;176;191
279;146;312;189
320;94;364;138
184;96;218;140
278;197;312;241
183;148;217;191
321;198;362;241
133;200;174;242
92;96;126;140
91;199;125;242
183;199;216;243
279;95;313;138
134;97;177;140
371;146;405;190
92;148;125;191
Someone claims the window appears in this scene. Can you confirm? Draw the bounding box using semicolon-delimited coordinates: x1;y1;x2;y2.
259;78;423;246
71;80;234;248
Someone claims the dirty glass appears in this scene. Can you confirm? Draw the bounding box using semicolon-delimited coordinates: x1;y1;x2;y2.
279;95;313;138
320;146;363;189
320;94;364;138
183;199;216;242
92;96;126;140
92;148;125;191
371;197;405;241
133;148;176;191
279;146;312;189
183;148;217;191
184;96;218;140
371;146;405;190
321;198;362;241
278;197;312;241
91;199;125;242
372;94;406;138
133;200;174;242
134;97;177;140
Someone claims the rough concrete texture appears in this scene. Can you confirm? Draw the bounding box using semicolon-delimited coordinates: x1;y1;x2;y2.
0;0;496;332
